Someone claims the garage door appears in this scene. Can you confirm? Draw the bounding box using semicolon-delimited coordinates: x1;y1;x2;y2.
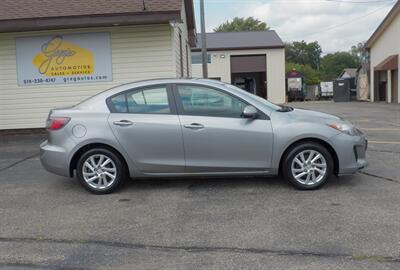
230;55;266;73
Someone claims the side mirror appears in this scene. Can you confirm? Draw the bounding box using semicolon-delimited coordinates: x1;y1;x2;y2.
242;105;258;119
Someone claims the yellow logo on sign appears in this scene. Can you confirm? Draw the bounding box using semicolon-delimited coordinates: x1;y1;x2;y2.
33;36;94;77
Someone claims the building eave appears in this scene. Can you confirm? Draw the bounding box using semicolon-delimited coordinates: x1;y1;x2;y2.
191;45;285;52
374;54;398;71
0;11;182;33
366;1;400;49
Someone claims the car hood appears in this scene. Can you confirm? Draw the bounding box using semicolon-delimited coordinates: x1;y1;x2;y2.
287;108;341;122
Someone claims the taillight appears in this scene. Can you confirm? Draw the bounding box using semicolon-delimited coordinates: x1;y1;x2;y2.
46;117;70;131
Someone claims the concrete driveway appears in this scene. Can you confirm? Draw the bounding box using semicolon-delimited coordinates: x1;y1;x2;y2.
0;101;399;270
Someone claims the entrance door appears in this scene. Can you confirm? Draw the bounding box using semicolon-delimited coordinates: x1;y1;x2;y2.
392;70;398;103
231;72;267;98
379;81;387;101
232;76;256;94
231;55;267;98
173;84;273;173
107;84;185;174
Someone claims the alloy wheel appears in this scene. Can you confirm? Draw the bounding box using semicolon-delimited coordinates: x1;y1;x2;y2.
82;154;117;190
291;150;327;186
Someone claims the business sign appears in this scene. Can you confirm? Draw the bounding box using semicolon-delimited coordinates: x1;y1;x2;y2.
16;32;112;86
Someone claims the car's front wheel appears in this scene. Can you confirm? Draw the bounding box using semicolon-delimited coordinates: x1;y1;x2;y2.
76;148;126;194
282;142;333;190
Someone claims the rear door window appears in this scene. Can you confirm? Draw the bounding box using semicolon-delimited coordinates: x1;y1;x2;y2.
110;94;127;113
109;86;171;114
127;87;170;114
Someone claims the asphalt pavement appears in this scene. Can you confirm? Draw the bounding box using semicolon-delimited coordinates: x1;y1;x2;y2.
0;101;399;270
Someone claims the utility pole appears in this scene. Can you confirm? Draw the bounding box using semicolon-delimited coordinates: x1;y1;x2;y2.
200;0;208;78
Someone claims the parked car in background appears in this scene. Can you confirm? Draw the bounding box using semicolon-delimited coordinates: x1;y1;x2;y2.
40;79;368;194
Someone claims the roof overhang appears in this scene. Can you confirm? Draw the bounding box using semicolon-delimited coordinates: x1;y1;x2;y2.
374;54;398;71
191;45;285;52
338;70;346;78
0;11;181;33
0;0;197;47
366;1;400;49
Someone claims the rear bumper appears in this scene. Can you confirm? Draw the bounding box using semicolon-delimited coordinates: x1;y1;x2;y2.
40;140;70;177
329;133;368;176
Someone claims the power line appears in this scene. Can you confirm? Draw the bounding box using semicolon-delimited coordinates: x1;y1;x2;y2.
205;0;395;3
288;1;394;40
325;0;394;3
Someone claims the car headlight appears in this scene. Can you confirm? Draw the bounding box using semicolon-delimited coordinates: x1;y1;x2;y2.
327;122;361;136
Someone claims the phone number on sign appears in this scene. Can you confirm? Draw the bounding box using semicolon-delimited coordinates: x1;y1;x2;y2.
22;75;109;85
23;78;56;85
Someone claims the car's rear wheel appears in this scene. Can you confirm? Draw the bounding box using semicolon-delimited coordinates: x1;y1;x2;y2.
282;142;333;190
76;148;126;194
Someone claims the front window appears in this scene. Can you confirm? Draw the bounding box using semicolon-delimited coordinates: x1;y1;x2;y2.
176;84;247;118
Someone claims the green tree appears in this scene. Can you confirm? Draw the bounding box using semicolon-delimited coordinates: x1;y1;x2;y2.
213;17;269;32
286;62;320;85
320;52;359;81
285;41;322;70
350;41;369;65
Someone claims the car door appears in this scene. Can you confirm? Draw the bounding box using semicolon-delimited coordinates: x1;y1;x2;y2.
107;84;184;174
173;83;273;173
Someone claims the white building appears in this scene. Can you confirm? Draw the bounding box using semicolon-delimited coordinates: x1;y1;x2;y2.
0;0;195;130
366;1;399;103
191;31;286;104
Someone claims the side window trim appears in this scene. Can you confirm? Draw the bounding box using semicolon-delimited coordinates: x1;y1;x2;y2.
171;83;186;116
106;84;177;115
172;83;268;120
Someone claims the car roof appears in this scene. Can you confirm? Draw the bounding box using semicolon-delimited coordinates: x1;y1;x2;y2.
75;77;279;115
114;78;226;89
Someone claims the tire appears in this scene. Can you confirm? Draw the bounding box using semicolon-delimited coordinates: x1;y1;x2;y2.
282;142;333;190
76;148;126;194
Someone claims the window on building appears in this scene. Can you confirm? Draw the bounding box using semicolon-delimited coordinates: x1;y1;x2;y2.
191;52;211;64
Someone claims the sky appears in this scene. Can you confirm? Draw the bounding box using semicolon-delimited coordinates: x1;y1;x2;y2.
193;0;397;54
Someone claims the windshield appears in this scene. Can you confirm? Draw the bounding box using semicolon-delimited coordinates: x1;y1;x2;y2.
224;84;282;111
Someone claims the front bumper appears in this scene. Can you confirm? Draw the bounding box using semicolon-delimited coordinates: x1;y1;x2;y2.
40;140;70;177
329;133;368;175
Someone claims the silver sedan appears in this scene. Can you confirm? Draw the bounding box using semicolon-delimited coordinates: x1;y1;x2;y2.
40;78;368;194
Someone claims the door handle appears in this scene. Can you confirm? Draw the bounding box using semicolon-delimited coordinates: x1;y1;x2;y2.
184;123;204;130
113;120;133;127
